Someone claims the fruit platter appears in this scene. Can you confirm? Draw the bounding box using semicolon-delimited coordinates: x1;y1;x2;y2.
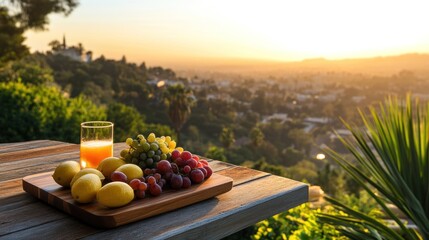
22;133;233;228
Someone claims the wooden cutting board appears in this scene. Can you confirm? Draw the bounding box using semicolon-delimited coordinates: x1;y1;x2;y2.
22;171;233;228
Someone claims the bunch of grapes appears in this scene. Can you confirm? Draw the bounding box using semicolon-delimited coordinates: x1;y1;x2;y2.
120;133;177;169
118;133;213;199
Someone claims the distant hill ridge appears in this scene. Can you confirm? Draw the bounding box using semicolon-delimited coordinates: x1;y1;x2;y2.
175;53;429;77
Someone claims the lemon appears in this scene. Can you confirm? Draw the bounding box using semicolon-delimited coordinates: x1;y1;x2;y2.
97;182;134;208
52;161;81;187
115;164;143;182
71;173;102;203
97;157;126;179
70;168;105;187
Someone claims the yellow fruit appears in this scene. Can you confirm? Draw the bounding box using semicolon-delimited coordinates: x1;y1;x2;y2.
97;157;126;179
52;161;81;187
71;173;102;203
70;168;105;187
97;182;134;208
115;164;143;182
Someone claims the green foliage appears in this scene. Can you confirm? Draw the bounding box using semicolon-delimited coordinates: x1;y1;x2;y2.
205;146;227;162
285;160;318;183
0;55;53;85
0;81;105;143
280;147;305;167
7;0;79;30
219;127;235;148
252;204;347;240
249;126;264;147
0;7;28;63
107;102;145;142
320;96;429;239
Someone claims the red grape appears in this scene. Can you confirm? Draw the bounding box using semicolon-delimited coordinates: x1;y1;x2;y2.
182;176;191;188
157;160;172;173
180;151;192;161
149;183;162;196
135;189;146;199
175;157;186;167
170;174;183;189
183;165;191;175
153;173;162;182
163;171;172;181
129;178;141;190
111;171;127;183
190;169;204;183
199;159;209;167
186;158;198;169
199;167;207;178
197;162;204;168
204;166;213;179
138;182;148;191
192;155;200;161
144;168;152;176
171;149;181;160
171;163;179;173
147;176;156;185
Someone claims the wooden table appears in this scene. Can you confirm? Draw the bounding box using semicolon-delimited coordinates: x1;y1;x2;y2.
0;140;308;239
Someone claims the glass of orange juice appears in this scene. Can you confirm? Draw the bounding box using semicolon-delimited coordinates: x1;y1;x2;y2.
80;121;114;168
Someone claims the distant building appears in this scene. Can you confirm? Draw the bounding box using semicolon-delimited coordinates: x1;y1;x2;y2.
53;35;91;63
262;113;288;124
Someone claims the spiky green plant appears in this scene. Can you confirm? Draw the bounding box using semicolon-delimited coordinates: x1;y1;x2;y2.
319;96;429;240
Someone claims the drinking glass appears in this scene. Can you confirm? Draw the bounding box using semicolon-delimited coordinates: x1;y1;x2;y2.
80;121;114;168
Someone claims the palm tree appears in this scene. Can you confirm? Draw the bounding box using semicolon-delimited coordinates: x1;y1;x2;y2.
163;84;196;144
319;96;429;239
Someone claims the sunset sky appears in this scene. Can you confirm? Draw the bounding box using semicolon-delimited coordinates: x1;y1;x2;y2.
25;0;429;67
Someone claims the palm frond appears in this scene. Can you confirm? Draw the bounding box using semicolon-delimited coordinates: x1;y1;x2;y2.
319;95;429;239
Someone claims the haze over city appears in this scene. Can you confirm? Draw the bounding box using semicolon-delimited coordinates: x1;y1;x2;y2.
24;0;429;68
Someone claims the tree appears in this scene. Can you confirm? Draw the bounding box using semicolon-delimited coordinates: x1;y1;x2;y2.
219;127;235;149
107;102;145;142
0;0;78;63
7;0;79;30
0;81;105;143
249;127;264;147
163;84;196;144
0;7;28;63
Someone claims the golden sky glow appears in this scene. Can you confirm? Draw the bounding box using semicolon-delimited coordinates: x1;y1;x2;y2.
25;0;429;66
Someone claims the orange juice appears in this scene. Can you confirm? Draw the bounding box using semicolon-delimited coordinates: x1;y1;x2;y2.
80;140;113;168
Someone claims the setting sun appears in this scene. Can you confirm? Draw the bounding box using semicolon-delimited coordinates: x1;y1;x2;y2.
24;0;429;65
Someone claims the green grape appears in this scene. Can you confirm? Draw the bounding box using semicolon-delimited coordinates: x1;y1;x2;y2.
142;143;151;152
131;157;139;164
132;150;140;157
124;154;131;163
137;134;145;140
146;158;154;166
147;150;155;158
160;153;167;160
138;161;146;169
120;149;128;158
140;139;147;145
166;153;172;159
155;150;162;156
147;133;156;143
150;142;159;151
131;140;139;148
153;155;160;162
140;152;147;161
126;138;133;146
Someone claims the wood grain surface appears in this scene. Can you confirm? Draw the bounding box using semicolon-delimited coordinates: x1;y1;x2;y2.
22;171;233;228
0;140;309;240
